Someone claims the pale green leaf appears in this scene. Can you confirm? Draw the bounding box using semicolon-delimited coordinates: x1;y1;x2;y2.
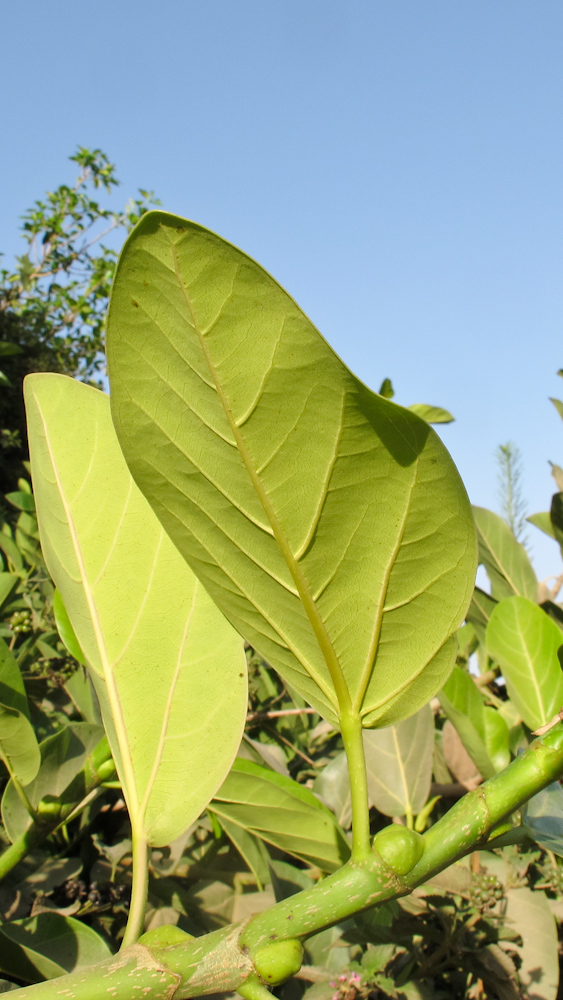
314;751;352;828
362;704;434;817
550;397;563;423
107;212;477;729
487;597;563;731
439;666;510;779
505;888;559;1000
527;512;555;540
24;373;247;847
53;589;85;665
407;403;454;424
473;507;537;602
210;758;350;872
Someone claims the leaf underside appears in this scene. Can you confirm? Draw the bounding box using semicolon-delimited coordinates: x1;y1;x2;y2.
107;212;477;728
25;374;247;846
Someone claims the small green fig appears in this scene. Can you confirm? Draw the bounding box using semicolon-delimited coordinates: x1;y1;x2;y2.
36;795;62;821
372;825;424;875
138;925;194;947
96;758;117;782
253;938;304;985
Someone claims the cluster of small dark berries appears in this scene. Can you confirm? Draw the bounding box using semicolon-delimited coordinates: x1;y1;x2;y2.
538;858;563;893
51;877;130;911
469;871;504;910
8;609;32;634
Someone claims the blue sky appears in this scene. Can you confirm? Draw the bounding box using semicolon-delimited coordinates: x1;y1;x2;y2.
2;1;563;581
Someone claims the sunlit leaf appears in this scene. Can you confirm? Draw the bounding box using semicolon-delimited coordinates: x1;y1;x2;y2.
527;512;555;540
407;403;454;424
24;374;247;846
474;507;537;602
439;666;510;779
487;596;563;731
107;212;476;729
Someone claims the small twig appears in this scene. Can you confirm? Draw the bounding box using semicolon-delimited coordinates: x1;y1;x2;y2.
246;708;316;722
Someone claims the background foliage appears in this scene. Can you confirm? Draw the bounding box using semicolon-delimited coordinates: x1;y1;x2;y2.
1;154;563;1000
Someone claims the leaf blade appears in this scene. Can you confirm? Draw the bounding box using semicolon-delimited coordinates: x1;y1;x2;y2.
25;373;247;846
107;212;477;729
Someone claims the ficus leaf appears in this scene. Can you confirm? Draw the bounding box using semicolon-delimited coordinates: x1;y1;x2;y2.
407;403;454;424
210;758;350;872
487;596;563;731
0;638;40;786
0;912;111;983
362;705;435;817
107;211;477;729
439;665;510;780
2;723;104;842
474;507;537;602
24;373;247;847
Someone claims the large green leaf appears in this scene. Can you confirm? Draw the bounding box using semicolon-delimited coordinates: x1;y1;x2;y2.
0;638;40;786
24;373;247;847
473;507;537;602
107;212;476;728
439;666;510;779
210;758;350;872
487;597;563;731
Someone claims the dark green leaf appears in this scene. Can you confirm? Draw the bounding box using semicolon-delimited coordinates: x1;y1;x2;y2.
5;492;35;514
210;758;350;872
0;913;111;983
522;781;563;857
2;723;103;842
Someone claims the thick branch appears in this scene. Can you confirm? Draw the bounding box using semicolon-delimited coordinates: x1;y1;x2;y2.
7;723;563;1000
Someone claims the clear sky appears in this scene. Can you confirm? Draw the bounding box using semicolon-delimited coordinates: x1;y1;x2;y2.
2;1;563;581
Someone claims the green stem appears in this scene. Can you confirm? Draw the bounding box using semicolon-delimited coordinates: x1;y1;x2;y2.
121;827;149;948
6;723;563;1000
0;736;115;882
339;710;371;860
11;775;38;821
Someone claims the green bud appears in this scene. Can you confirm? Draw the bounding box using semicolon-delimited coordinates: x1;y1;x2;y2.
138;925;194;947
37;795;62;821
96;759;117;782
254;939;304;985
372;825;424;875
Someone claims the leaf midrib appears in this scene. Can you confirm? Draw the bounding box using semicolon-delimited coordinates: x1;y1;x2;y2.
168;236;350;717
34;395;141;819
